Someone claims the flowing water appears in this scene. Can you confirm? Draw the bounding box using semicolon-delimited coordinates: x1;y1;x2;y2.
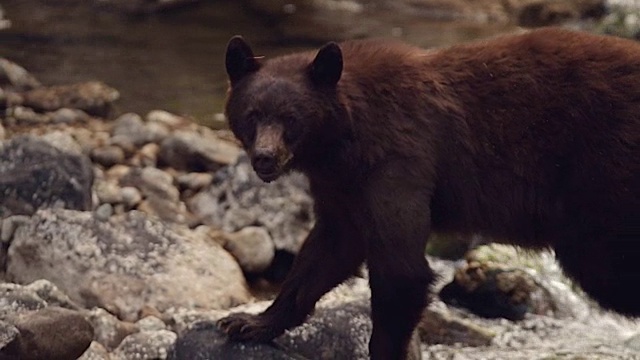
0;0;514;126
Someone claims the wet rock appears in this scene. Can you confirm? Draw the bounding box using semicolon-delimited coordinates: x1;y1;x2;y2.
0;58;41;91
6;209;250;321
20;279;81;311
0;135;94;217
91;145;126;167
0;283;47;318
39;130;84;155
112;112;168;148
159;130;242;172
94;180;124;204
439;261;542;320
136;316;166;332
222;226;275;274
94;203;113;221
0;319;19;350
6;105;50;124
72;127;109;156
0;280;89;359
3;306;93;360
438;244;592;321
169;323;298;360
121;166;185;223
132;142;160;167
87;307;138;350
624;332;640;351
0;280;82;325
189;156;314;253
176;172;213;191
146;110;190;129
105;164;131;182
77;341;111;360
1;215;30;244
170;279;421;360
418;305;495;346
50;107;89;124
0;6;10;31
120;186;143;208
124;166;179;202
21;81;119;117
112;329;177;360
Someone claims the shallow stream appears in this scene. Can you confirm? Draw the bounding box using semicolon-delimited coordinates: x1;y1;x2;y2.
0;1;513;125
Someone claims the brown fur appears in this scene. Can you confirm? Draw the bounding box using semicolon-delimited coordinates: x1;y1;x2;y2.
218;28;640;359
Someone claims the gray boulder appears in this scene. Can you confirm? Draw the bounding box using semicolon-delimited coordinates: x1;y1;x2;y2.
0;135;94;218
6;209;251;321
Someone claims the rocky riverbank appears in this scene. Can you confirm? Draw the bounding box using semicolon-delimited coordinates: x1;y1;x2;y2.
1;52;639;359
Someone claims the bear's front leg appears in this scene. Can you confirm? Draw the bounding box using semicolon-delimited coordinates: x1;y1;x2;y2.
218;211;366;342
363;164;435;360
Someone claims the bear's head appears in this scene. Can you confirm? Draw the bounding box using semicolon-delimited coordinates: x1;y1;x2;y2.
224;36;346;183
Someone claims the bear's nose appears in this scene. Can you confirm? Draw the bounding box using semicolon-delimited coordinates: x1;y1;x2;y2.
252;153;278;174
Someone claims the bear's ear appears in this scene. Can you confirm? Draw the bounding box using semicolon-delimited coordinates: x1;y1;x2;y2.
225;36;260;84
308;42;343;87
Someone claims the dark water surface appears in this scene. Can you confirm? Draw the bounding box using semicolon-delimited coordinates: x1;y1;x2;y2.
0;1;514;125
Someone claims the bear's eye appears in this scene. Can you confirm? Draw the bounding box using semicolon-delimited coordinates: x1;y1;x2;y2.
283;116;303;144
283;116;296;128
232;114;257;147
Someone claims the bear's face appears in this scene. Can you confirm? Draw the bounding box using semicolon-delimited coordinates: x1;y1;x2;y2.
224;36;344;182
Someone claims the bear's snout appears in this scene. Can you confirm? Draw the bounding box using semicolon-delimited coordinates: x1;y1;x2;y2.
251;153;280;182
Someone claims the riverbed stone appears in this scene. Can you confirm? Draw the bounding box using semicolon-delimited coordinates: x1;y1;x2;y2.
39;130;84;155
50;107;89;124
112;329;177;360
0;58;41;91
87;307;138;351
136;316;166;332
189;156;314;253
4;306;94;360
121;166;186;222
120;186;143;208
176;172;213;191
0;280;80;320
112;112;168;148
222;226;275;274
133;142;160;167
95;179;124;204
92;145;126;167
6;209;250;322
146;110;189;129
0;319;19;350
21;81;119;117
77;341;111;360
158;130;242;172
0;135;94;217
6;105;50;124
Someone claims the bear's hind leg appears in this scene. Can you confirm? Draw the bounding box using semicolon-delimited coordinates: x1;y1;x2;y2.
555;229;640;316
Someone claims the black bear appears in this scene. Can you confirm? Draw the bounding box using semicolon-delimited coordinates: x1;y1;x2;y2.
218;27;640;359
